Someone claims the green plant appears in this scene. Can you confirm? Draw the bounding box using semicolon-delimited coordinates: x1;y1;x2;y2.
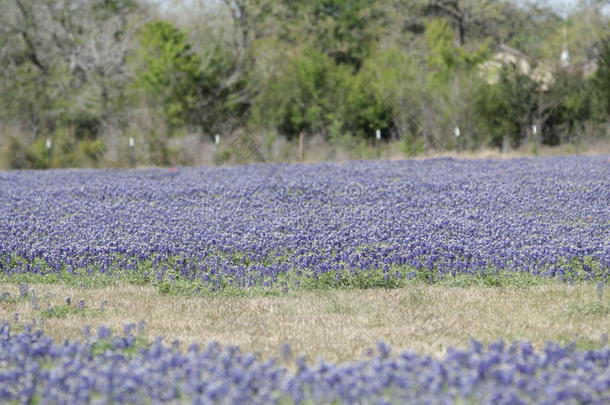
592;36;610;118
134;21;204;129
0;136;35;169
399;289;431;307
402;134;425;157
40;304;102;319
572;301;610;316
0;291;19;304
250;48;351;139
425;18;488;83
91;335;150;357
474;67;537;148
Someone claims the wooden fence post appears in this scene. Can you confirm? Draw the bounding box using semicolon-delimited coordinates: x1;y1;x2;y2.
299;132;305;161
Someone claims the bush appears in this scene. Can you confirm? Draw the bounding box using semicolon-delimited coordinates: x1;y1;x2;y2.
1;137;34;169
592;37;610;119
475;67;537;148
250;48;352;139
134;21;204;129
60;111;102;141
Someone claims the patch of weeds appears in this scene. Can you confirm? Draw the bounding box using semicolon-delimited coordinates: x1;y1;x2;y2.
439;271;550;288
0;283;38;305
349;269;405;289
568;301;610;316
40;303;103;319
123;271;152;286
157;278;284;298
90;335;150;357
574;338;607;351
0;291;20;304
300;269;406;290
124;266;588;297
412;268;441;284
399;289;431;307
558;256;608;283
568;282;609;316
557;335;609;351
157;279;206;296
1;256;606;296
325;298;358;315
0;271;117;288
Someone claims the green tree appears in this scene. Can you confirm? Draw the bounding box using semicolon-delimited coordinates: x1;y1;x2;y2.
343;49;418;139
277;0;384;70
250;49;351;138
543;72;594;145
135;21;203;129
592;37;610;118
425;18;488;82
134;20;249;138
313;0;382;69
475;67;537;147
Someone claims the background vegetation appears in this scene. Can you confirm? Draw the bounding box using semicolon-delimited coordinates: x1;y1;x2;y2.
0;0;609;168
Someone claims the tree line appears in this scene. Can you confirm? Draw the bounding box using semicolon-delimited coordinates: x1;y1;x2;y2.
0;0;609;168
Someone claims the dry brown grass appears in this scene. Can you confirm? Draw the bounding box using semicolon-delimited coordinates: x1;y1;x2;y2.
1;284;608;362
300;136;610;164
391;139;610;161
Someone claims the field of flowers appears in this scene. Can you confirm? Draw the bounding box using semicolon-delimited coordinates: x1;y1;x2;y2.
1;322;609;404
1;156;608;288
1;156;609;404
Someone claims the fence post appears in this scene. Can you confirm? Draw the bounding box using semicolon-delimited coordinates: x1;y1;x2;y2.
299;132;304;161
129;137;135;167
46;138;52;165
454;127;461;150
375;129;381;158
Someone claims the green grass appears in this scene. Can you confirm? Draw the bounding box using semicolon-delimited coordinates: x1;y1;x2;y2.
568;301;610;316
1;251;607;292
558;335;610;351
1;258;606;298
90;335;151;357
39;304;103;319
0;271;120;288
438;271;554;288
0;291;22;304
0;267;561;298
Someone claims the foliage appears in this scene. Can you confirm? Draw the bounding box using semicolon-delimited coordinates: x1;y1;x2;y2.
425;18;489;83
134;21;203;129
543;72;595;145
251;49;351;138
0;0;608;168
280;0;383;69
593;37;610;117
1;131;106;169
39;304;102;319
311;0;382;69
475;67;537;147
343;53;400;138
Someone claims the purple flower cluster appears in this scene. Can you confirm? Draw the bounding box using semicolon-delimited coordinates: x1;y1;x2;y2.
1;323;608;404
0;156;608;284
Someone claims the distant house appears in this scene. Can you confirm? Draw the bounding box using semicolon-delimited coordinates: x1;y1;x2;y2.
478;44;597;91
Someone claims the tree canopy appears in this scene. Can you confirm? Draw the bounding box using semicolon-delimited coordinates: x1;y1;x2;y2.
0;0;608;168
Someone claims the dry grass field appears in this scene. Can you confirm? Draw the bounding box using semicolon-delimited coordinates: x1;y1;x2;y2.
1;283;607;363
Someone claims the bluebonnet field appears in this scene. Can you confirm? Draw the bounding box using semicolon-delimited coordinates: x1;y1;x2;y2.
1;322;609;405
1;156;610;404
0;156;609;288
